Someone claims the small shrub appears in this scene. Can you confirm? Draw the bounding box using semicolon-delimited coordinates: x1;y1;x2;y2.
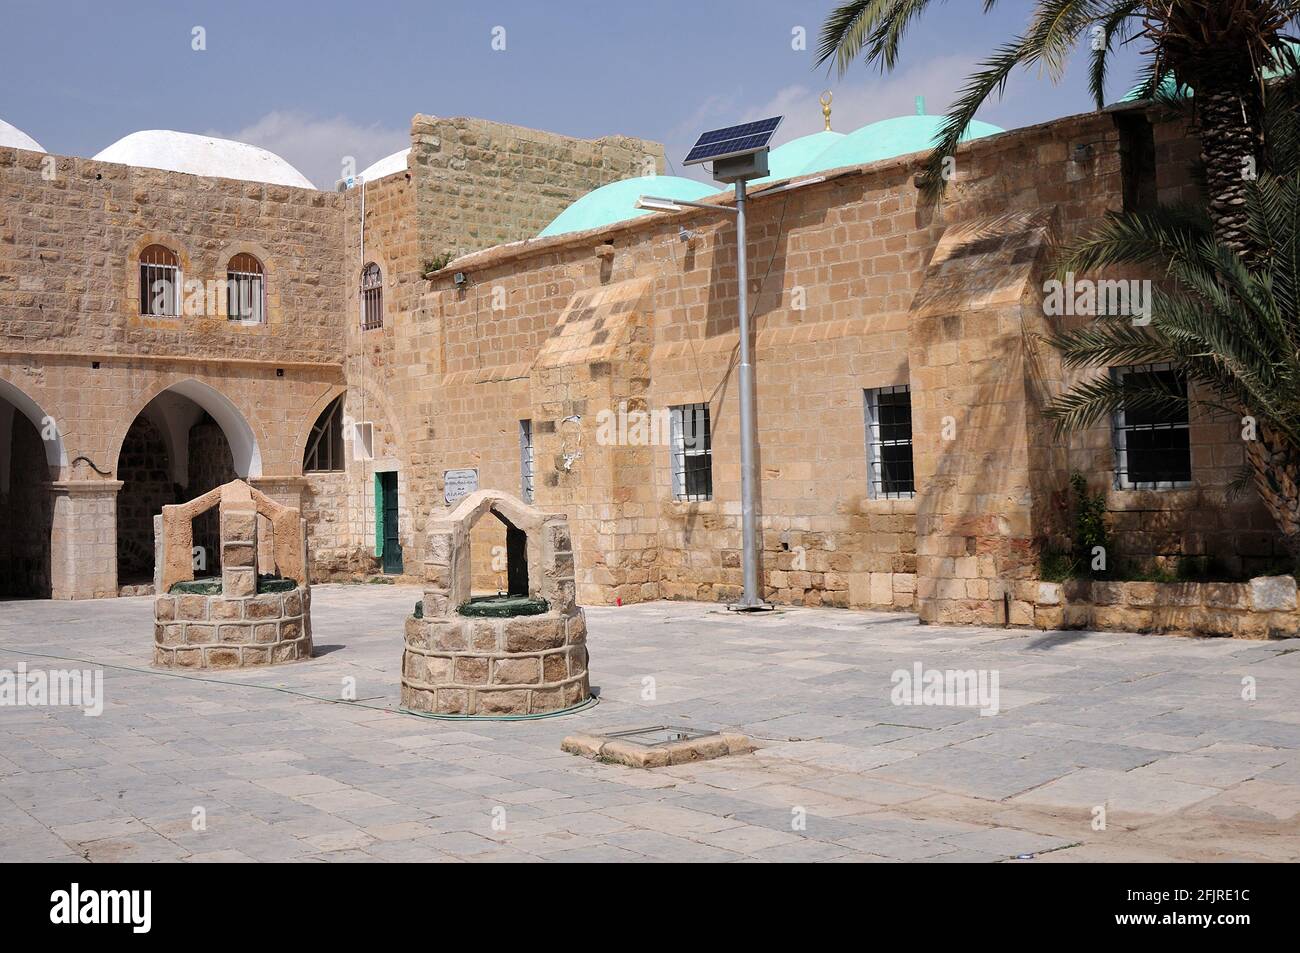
1070;472;1109;573
1040;472;1111;581
1039;549;1079;583
422;253;455;277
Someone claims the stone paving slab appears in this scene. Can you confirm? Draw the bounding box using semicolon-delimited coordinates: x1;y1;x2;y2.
2;585;1299;862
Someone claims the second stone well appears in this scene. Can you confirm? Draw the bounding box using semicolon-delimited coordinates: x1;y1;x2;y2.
401;489;590;716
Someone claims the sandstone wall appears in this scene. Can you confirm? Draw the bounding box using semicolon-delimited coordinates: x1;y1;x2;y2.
388;107;1282;612
0;146;345;362
408;115;664;258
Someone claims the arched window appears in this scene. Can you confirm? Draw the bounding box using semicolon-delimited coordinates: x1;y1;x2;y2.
303;396;345;472
361;262;383;330
139;244;180;316
227;253;265;323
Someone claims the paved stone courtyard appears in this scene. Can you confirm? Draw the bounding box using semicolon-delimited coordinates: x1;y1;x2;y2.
2;585;1298;863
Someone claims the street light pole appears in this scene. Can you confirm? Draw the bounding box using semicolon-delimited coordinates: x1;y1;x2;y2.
639;116;781;612
733;177;762;609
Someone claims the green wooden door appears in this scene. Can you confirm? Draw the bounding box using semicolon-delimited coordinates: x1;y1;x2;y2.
376;472;403;574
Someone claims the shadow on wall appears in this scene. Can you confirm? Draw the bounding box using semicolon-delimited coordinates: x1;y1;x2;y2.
0;413;54;598
910;210;1071;623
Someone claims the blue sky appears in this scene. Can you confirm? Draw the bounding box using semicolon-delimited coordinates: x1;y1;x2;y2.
2;0;1145;187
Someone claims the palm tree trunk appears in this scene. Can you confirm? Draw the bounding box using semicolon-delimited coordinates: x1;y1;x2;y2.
1244;425;1300;561
1194;72;1261;259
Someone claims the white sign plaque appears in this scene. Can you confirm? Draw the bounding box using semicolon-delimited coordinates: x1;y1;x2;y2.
444;468;478;504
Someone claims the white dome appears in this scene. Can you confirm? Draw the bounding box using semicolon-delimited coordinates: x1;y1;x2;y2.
0;118;45;152
93;130;315;189
358;148;409;182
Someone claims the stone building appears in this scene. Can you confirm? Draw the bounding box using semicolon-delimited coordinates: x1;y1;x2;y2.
1;99;1289;631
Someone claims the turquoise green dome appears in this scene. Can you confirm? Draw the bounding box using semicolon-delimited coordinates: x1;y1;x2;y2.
751;130;846;185
809;114;1004;173
1119;40;1300;103
538;175;722;237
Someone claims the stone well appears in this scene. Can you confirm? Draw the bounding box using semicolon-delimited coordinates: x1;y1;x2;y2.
152;480;313;669
401;489;590;716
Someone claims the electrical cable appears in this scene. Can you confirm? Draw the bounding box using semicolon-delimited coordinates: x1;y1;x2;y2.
2;647;599;722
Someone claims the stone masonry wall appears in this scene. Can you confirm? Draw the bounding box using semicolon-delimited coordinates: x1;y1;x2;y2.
409;115;664;258
0;146;345;362
385;106;1284;613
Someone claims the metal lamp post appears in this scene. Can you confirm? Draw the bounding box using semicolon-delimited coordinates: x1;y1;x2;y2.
638;114;782;611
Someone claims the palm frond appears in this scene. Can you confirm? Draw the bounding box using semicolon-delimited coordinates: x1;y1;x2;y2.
865;0;942;71
1027;0;1108;82
918;38;1031;197
1055;204;1211;278
815;1;896;75
1087;2;1140;108
1043;371;1189;435
1043;318;1172;369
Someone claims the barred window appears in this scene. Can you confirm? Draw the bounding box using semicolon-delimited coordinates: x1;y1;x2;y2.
361;262;383;330
227;253;264;323
865;385;915;498
139;244;180;316
670;403;712;502
303;396;344;472
1112;363;1192;488
519;419;535;503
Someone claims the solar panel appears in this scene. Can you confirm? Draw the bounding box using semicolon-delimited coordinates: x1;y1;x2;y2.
684;116;783;165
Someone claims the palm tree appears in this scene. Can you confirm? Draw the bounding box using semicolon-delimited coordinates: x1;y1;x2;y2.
1042;77;1300;557
816;1;1299;255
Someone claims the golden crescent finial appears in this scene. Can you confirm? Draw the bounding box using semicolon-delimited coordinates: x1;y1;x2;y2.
820;90;833;131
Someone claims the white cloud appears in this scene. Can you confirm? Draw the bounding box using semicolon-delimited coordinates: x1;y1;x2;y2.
745;53;987;140
208;111;409;189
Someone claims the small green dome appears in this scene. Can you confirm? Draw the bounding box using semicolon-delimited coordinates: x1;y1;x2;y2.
538;175;722;237
808;114;1004;173
1119;39;1300;104
751;130;846;185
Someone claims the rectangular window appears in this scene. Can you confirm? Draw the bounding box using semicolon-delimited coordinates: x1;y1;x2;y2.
519;419;534;503
670;403;712;502
1112;363;1192;488
865;385;915;499
227;270;264;323
361;263;383;331
139;264;179;315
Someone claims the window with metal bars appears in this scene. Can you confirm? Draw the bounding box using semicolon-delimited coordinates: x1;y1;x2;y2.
519;420;535;503
303;396;345;472
226;253;264;323
1112;363;1192;488
139;244;180;316
670;403;712;501
361;262;383;330
864;385;915;499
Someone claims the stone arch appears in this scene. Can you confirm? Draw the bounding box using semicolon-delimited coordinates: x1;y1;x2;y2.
424;489;574;617
0;377;61;597
292;384;348;470
118;378;263;479
0;376;68;477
